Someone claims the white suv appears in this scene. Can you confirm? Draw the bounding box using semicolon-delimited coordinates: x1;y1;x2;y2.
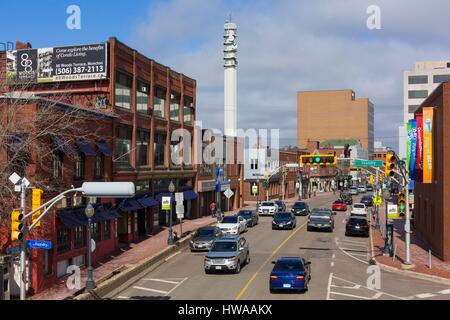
351;203;367;217
258;201;279;216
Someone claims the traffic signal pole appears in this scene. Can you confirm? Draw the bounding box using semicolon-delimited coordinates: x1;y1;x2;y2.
19;180;26;301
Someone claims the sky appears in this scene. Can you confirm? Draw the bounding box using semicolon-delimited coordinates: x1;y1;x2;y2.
2;0;450;152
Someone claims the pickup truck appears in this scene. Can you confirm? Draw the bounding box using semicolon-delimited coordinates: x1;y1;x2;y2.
350;203;367;217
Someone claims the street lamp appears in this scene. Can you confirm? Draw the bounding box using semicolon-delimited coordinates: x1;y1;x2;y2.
168;180;175;245
84;203;96;290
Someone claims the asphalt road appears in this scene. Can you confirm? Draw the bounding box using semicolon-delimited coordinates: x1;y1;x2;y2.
113;192;450;300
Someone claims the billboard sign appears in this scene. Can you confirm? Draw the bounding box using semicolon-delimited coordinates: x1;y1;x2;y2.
7;43;108;85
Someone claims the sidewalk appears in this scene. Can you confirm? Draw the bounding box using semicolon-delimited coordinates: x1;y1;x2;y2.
371;202;450;281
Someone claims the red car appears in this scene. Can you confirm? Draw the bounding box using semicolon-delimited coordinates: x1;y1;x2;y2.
332;199;347;211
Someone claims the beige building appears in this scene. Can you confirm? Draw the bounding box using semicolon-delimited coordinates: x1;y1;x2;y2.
297;89;374;157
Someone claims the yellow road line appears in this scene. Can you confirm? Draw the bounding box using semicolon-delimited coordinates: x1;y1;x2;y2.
234;220;308;300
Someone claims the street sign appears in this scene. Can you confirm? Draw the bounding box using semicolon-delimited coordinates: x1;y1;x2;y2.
224;188;234;199
373;196;382;205
175;192;184;203
285;163;299;168
161;196;171;210
27;240;52;250
387;204;398;219
354;159;383;167
176;204;184;218
252;184;258;196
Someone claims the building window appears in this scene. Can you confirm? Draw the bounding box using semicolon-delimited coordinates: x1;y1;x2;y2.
137;81;150;115
184;97;193;124
408;105;420;113
154;132;166;166
51;150;63;179
115;71;132;109
91;221;101;242
103;221;111;240
408;90;428;99
433;74;450;83
154;87;166;118
115;125;132;167
250;159;258;170
137;129;150;166
74;152;85;180
94;153;104;179
408;75;428;84
74;225;85;249
57;226;71;253
170;93;180;121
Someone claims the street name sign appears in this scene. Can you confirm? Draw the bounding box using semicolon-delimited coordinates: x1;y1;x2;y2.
354;159;383;167
27;240;52;250
175;192;184;203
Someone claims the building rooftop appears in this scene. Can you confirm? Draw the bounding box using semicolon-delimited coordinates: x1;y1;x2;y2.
320;139;359;147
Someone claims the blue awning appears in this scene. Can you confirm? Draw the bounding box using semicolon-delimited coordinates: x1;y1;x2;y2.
58;205;119;228
76;140;96;156
119;199;143;212
96;140;112;156
183;190;198;200
137;196;158;208
52;136;75;155
155;193;175;203
58;210;81;228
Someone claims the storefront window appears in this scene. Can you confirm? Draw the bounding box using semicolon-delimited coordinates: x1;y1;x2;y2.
74;225;85;249
91;221;101;242
103;221;111;240
57;226;71;253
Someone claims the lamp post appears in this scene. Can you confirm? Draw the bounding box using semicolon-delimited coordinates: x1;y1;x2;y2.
168;180;175;245
84;203;96;290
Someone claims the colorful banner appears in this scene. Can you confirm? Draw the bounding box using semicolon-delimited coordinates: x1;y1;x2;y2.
406;121;412;172
422;108;434;183
415;114;423;181
408;119;417;180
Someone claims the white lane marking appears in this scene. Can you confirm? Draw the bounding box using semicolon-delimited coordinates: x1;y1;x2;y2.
329;291;374;300
166;277;188;296
164;251;181;261
133;286;169;294
438;289;450;295
340;240;368;246
416;293;437;299
331;284;361;290
117;296;131;299
142;278;180;285
326;273;333;300
330;262;335;267
332;254;336;259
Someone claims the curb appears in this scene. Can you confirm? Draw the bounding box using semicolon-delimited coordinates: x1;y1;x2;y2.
369;223;450;286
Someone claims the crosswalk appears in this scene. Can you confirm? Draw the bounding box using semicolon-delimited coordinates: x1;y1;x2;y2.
116;277;188;300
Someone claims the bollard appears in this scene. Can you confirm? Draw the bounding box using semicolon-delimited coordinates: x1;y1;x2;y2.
392;244;397;262
428;249;432;269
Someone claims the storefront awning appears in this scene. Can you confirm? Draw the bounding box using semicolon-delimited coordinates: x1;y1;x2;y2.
96;140;112;156
183;190;198;200
76;140;96;156
52;136;75;155
58;205;120;228
136;195;158;208
118;199;143;212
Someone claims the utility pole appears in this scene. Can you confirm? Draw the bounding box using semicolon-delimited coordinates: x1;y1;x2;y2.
20;179;27;301
404;174;411;265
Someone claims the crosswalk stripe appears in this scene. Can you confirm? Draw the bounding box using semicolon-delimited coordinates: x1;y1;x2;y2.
133;286;169;294
142;278;181;284
437;289;450;295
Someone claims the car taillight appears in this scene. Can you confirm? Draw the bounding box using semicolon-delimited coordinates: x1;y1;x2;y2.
329;219;332;223
270;275;278;281
296;276;305;281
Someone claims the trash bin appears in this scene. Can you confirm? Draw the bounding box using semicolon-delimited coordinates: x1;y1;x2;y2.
0;255;11;300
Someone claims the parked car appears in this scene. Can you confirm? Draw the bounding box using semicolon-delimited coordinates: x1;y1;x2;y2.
332;199;347;212
291;201;310;216
357;185;367;193
258;201;279;216
345;216;370;237
366;185;373;192
269;257;311;293
190;226;223;252
350;203;367;217
274;200;286;212
361;195;374;207
272;212;297;230
237;209;259;227
217;215;247;235
307;208;335;232
204;235;250;274
349;186;359;195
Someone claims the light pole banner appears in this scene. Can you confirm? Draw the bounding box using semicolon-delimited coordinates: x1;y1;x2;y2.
408;119;417;180
415;113;423;182
406;120;412;174
422;107;434;184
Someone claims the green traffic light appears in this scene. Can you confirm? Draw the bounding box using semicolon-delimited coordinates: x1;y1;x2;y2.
315;157;321;163
399;205;405;210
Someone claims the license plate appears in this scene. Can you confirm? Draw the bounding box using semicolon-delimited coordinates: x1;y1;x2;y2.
264;210;268;213
215;266;222;270
355;226;360;229
317;224;322;227
283;284;291;288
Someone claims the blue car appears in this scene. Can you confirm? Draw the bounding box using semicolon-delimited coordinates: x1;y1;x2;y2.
269;257;311;293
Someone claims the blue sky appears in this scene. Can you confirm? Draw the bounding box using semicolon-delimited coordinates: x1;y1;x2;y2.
3;0;450;152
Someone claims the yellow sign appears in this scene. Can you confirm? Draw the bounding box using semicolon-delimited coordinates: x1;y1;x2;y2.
32;188;43;227
423;107;433;183
161;196;171;210
373;196;382;205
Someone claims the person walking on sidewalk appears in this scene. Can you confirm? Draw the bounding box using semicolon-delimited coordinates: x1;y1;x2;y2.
210;201;217;218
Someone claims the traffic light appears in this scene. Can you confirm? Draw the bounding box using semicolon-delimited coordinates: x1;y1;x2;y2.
369;175;374;185
11;210;24;241
32;188;43;227
300;154;336;165
398;191;406;217
385;152;396;177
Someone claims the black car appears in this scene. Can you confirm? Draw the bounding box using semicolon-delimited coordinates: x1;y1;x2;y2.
274;200;286;212
237;209;259;227
361;195;373;207
345;216;370;237
189;226;223;251
272;212;297;230
340;192;353;205
291;201;310;216
366;185;373;192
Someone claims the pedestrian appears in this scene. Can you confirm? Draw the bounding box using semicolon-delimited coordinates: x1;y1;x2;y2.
210;201;217;218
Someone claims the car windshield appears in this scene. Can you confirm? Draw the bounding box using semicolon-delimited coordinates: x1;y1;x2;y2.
362;196;371;200
221;216;238;224
354;204;365;209
238;211;252;218
350;187;357;189
348;218;368;224
274;212;291;219
274;260;304;271
334;200;344;204
195;229;215;237
293;202;306;209
262;202;275;206
311;209;331;216
211;241;237;252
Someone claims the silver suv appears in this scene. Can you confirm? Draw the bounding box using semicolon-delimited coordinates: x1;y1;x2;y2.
204;236;250;274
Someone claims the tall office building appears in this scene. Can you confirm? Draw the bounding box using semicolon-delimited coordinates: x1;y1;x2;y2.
297;89;374;157
399;60;450;158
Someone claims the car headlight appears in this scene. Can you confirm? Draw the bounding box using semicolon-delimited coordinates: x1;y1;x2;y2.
272;221;277;224
205;257;212;262
227;256;238;261
286;221;292;224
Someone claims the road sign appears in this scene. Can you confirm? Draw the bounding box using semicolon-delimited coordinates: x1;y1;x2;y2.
354;159;383;167
387;204;398;219
252;184;258;196
176;204;184;219
175;192;184;203
224;188;234;199
373;196;382;205
161;196;171;210
27;240;52;250
285;163;299;168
